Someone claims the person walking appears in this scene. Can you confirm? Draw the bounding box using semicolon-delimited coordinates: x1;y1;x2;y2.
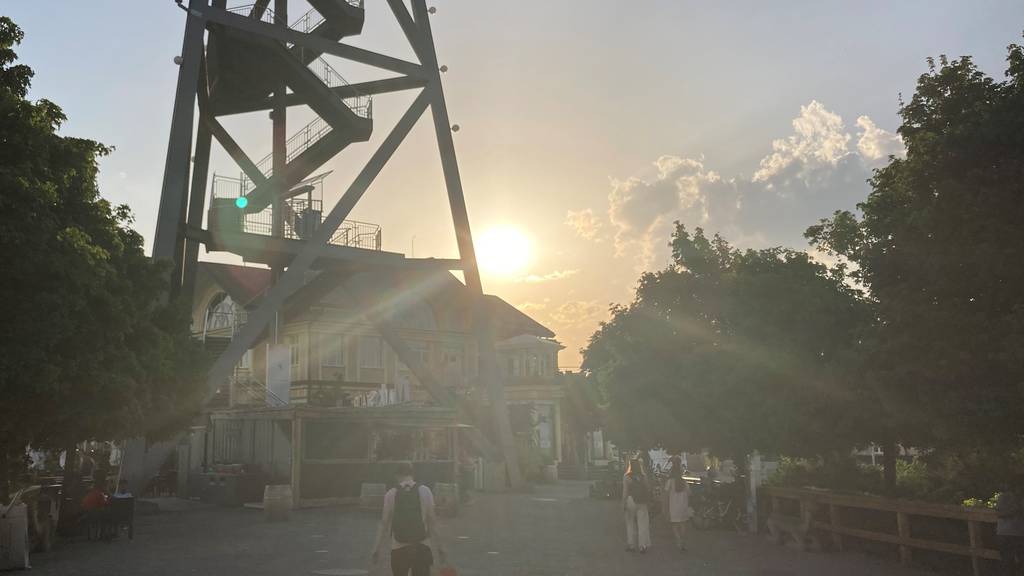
623;458;652;553
664;456;693;552
372;463;448;576
996;485;1024;576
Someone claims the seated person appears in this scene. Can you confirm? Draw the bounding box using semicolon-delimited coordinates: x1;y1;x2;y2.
81;478;108;512
80;472;111;539
112;479;132;499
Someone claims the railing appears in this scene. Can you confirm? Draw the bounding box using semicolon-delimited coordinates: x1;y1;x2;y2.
203;308;248;340
761;486;1000;576
223;3;373;183
210;173;382;251
330;220;382;251
306;57;373;119
236;117;334;195
227;4;284;25
289;6;325;33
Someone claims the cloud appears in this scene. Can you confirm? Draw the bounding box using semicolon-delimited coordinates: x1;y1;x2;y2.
607;155;735;267
516;269;580;284
565;209;603;241
518;299;550;314
549;300;605;327
592;100;904;267
753;100;851;184
856;115;905;163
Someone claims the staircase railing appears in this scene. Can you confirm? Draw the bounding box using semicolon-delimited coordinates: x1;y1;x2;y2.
239;115;333;193
227;3;372;119
289;0;363;33
227;4;284;25
306;57;373;119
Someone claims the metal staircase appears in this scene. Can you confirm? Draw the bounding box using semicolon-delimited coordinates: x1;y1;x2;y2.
206;1;376;240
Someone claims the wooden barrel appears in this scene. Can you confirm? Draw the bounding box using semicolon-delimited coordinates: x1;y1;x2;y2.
262;485;292;522
482;461;508;493
359;483;386;511
434;482;459;517
543;464;559;483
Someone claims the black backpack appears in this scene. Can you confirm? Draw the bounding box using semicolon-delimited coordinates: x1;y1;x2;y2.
392;484;427;544
629;475;650;504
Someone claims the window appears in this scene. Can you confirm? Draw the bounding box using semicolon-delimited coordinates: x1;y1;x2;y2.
287;336;300;369
400;341;429;371
238;349;252;370
443;344;463;374
304;422;369;460
359;335;383;368
321;334;344;367
528;353;539;376
412;341;430;364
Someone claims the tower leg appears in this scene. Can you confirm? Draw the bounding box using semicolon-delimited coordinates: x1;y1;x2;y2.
181;123;212;300
412;0;524;489
153;1;206;289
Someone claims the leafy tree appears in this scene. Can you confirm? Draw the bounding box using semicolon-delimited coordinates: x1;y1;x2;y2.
806;43;1024;477
0;17;207;500
583;224;872;464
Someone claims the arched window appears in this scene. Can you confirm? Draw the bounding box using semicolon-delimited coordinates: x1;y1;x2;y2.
204;293;239;333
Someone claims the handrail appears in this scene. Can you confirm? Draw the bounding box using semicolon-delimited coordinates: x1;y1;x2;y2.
227;4;284;25
762;486;999;575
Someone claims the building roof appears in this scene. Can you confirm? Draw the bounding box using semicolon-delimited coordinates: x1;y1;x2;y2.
487;305;556;341
196;262;555;339
496;333;564;350
198;262;270;306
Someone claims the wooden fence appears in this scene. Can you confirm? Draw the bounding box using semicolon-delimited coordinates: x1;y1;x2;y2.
761;486;1000;576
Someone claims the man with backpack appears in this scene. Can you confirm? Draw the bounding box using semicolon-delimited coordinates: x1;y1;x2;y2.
372;463;448;576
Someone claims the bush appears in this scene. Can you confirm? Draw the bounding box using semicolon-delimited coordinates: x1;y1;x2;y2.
767;456;884;494
768;451;1021;506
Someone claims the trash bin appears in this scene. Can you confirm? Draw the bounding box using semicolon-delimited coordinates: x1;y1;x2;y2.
359;483;386;511
263;485;293;522
0;503;30;570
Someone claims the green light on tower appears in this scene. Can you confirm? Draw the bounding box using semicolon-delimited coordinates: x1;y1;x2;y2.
235;196;248;209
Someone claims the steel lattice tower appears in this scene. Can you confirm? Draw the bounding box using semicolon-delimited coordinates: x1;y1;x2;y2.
153;0;524;487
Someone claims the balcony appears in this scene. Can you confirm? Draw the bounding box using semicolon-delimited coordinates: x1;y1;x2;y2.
208;172;381;251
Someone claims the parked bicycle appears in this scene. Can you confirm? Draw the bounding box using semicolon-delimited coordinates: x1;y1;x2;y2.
691;478;747;532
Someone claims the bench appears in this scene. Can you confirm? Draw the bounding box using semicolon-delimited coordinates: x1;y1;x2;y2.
767;500;820;552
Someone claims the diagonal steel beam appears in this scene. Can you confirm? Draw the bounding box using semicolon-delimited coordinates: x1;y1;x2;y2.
214;76;428;117
412;0;525;489
385;0;427;64
205;89;431;396
198;4;424;78
201;111;267;187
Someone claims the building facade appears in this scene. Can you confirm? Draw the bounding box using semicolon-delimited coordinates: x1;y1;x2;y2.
182;263;572;504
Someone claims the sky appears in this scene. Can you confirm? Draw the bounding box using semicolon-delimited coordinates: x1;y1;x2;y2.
5;1;1024;368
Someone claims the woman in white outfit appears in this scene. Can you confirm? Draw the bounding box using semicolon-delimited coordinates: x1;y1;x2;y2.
664;456;692;552
622;458;652;553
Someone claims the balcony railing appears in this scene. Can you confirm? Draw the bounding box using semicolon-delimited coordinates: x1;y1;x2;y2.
210;173;382;251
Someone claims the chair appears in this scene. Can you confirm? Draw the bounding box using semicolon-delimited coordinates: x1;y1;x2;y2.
106;497;135;540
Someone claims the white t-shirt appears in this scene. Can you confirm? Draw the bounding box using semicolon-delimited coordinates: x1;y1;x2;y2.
381;482;435;550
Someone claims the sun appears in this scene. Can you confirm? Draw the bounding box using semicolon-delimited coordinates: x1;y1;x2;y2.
475;226;531;278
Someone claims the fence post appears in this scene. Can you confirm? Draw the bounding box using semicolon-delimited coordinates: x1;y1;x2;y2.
829;503;843;551
896;511;912;565
967;520;981;576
